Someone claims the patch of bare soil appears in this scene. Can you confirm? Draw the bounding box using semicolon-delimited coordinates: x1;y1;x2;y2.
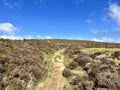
36;49;67;90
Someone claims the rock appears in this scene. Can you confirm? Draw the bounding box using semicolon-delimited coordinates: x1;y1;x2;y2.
95;54;107;60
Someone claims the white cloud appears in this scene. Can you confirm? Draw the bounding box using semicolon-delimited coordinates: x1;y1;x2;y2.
91;29;109;35
24;35;34;39
86;19;93;23
24;35;53;39
0;22;53;40
37;35;42;38
91;38;100;42
0;23;18;34
91;28;120;35
91;37;120;43
0;34;53;40
108;2;120;26
44;36;53;39
3;0;23;8
0;35;22;40
100;37;114;42
0;35;35;40
36;35;53;39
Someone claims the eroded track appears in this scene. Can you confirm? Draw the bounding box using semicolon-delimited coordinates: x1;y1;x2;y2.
36;50;67;90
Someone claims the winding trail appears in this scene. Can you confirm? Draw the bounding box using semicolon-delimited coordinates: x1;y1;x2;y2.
36;49;67;90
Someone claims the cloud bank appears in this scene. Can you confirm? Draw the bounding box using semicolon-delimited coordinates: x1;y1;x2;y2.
0;22;53;40
0;23;18;34
91;1;120;43
91;37;120;43
108;2;120;26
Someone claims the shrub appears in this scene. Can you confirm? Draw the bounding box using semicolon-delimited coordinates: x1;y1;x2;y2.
62;69;72;78
95;72;120;90
74;54;92;67
68;61;78;69
111;51;120;60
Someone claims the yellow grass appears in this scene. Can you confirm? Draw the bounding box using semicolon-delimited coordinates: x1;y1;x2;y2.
82;48;120;65
82;48;120;56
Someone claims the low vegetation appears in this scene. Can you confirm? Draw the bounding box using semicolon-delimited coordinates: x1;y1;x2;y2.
0;39;58;90
0;39;120;90
64;55;72;68
63;46;120;90
82;48;120;57
29;54;53;90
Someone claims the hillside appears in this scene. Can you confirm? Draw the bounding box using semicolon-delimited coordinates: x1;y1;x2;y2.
0;39;59;90
0;39;120;90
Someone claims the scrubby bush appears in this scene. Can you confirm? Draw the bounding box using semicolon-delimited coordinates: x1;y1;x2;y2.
74;54;92;67
62;69;72;78
0;39;59;90
64;45;83;59
95;72;120;90
63;46;120;90
111;51;120;60
68;61;78;69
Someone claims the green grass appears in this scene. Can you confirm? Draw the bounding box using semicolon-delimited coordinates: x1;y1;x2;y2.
66;85;77;90
29;54;54;90
82;48;120;65
82;48;120;57
64;55;71;68
45;54;53;61
74;66;83;70
44;54;53;77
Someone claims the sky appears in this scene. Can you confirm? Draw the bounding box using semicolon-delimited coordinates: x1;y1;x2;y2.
0;0;120;42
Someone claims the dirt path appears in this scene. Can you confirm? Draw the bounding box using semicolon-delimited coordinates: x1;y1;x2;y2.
36;49;67;90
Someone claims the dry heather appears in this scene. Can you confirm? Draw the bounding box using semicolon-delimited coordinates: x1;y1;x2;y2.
0;39;120;90
63;46;120;90
0;39;58;90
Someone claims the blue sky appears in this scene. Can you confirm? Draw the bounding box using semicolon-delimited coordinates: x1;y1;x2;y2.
0;0;120;42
